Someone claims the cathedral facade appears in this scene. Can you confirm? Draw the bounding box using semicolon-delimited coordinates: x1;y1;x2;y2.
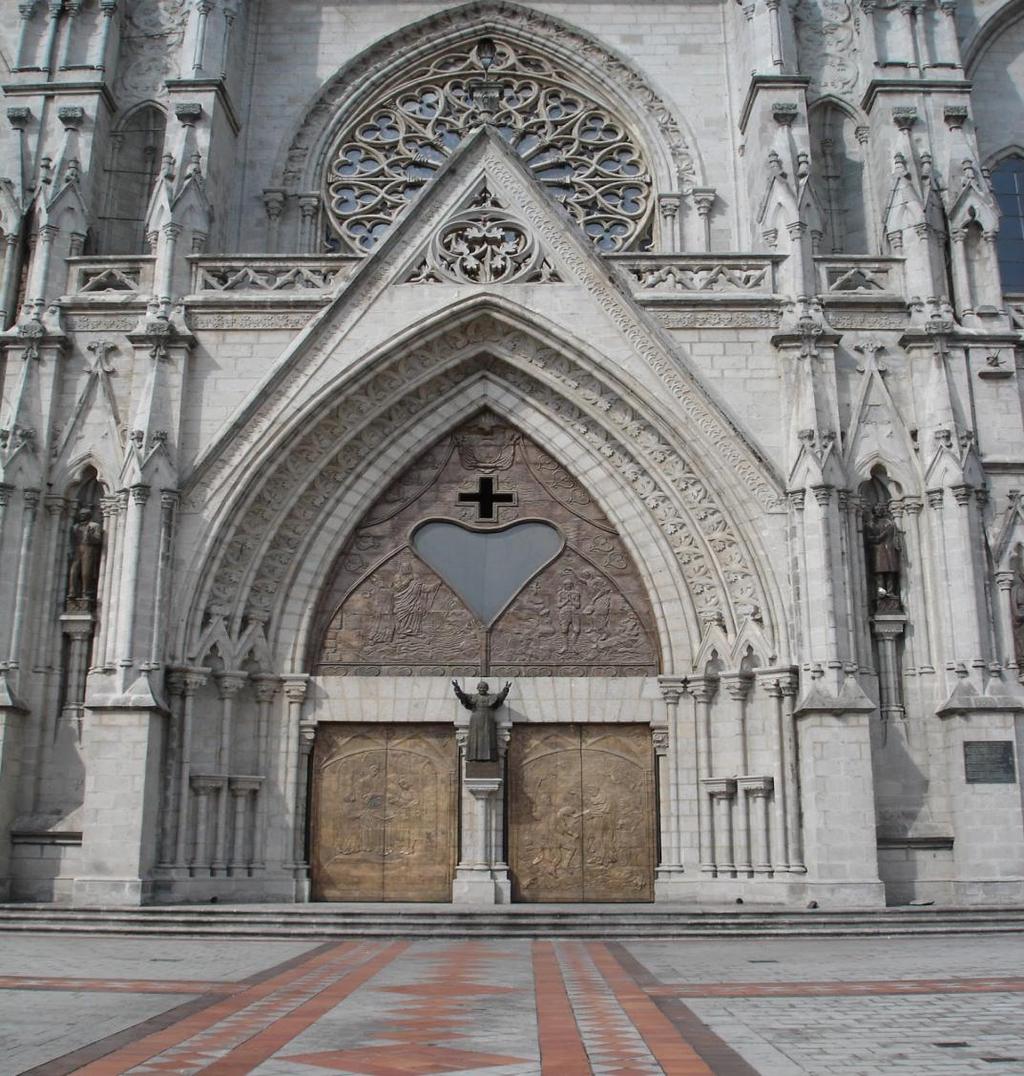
2;0;1024;908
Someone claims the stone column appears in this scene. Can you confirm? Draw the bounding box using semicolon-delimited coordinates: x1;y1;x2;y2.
690;677;716;875
294;720;316;896
229;776;262;875
298;194;320;252
703;778;736;876
279;676;308;878
250;673;280;868
739;776;774;873
263;189;285;252
656;675;687;883
172;667;207;873
211;670;246;875
189;774;222;872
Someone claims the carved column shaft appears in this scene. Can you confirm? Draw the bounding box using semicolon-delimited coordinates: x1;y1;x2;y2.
250;673;279;867
781;677;803;869
148;491;178;665
280;677;309;870
116;484;149;668
173;669;206;868
7;489;40;670
212;671;246;873
94;492;123;667
658;675;687;874
691;678;715;874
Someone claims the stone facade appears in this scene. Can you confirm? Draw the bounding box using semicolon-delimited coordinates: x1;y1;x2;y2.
1;0;1024;908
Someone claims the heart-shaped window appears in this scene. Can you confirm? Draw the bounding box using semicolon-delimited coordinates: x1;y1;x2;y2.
411;520;564;625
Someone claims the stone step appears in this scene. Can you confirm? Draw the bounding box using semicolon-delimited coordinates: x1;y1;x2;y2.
1;904;1023;938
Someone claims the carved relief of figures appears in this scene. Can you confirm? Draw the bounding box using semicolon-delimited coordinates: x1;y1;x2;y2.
490;551;653;670
864;502;903;611
314;413;659;675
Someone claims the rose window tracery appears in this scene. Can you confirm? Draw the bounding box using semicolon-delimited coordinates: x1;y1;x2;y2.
324;37;653;255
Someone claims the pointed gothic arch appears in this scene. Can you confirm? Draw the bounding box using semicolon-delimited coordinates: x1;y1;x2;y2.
177;310;786;676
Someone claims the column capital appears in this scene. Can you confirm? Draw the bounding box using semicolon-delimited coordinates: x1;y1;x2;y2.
229;775;263;795
282;674;309;703
215;669;248;698
250;673;282;703
688;676;718;703
721;672;753;701
702;776;737;799
738;775;775;797
657;674;687;703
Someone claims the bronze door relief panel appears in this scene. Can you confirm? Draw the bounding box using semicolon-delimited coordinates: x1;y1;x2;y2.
310;724;457;901
508;724;655;902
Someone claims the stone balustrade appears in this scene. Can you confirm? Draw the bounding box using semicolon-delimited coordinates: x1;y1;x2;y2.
815;256;904;296
66;256;155;296
609;253;778;294
189;255;358;295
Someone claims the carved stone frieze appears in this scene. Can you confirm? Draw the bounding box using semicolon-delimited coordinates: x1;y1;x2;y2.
114;0;190;104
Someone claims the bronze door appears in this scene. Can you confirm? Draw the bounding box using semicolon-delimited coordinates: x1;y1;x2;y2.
311;724;457;901
508;724;655;902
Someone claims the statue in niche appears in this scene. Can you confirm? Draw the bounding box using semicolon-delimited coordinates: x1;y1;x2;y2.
451;679;511;762
1010;548;1024;669
864;502;902;612
67;507;104;606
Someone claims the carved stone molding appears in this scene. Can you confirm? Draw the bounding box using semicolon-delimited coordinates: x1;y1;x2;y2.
189;322;773;659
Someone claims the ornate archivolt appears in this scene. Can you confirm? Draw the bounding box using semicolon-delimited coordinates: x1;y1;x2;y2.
277;1;701;210
183;317;781;671
323;35;653;255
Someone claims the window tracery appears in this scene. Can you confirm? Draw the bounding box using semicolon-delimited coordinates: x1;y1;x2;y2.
323;38;653;255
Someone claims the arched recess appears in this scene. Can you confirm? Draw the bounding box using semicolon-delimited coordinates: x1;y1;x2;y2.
273;1;703;246
97;102;167;254
808;97;871;254
178;317;785;677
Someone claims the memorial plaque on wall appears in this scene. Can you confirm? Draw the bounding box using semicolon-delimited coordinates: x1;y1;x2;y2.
963;741;1017;784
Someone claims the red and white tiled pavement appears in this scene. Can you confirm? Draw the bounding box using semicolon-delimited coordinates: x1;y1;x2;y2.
8;935;1024;1075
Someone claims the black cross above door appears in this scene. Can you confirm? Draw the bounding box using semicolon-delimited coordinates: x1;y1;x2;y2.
457;476;518;520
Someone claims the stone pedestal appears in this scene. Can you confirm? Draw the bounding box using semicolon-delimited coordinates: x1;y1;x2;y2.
795;698;886;907
452;774;510;904
72;706;164;906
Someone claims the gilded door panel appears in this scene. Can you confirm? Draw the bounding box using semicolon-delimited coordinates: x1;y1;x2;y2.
508;724;655;902
580;727;655;901
311;724;457;902
509;726;584;902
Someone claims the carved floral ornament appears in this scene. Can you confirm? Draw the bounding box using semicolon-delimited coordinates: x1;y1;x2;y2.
189;320;773;662
407;187;561;283
323;36;653;255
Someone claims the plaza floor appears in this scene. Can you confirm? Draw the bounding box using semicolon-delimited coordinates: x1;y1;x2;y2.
2;930;1024;1075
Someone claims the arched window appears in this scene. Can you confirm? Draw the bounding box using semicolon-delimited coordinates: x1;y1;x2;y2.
98;105;167;254
323;37;654;255
992;155;1024;291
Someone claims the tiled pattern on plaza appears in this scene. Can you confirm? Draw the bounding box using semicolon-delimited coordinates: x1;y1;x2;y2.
2;934;1024;1074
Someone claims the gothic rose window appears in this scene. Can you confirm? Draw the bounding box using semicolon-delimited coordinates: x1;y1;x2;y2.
323;38;653;255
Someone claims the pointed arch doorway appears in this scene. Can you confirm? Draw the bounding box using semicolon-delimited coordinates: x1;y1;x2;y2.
307;411;660;902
